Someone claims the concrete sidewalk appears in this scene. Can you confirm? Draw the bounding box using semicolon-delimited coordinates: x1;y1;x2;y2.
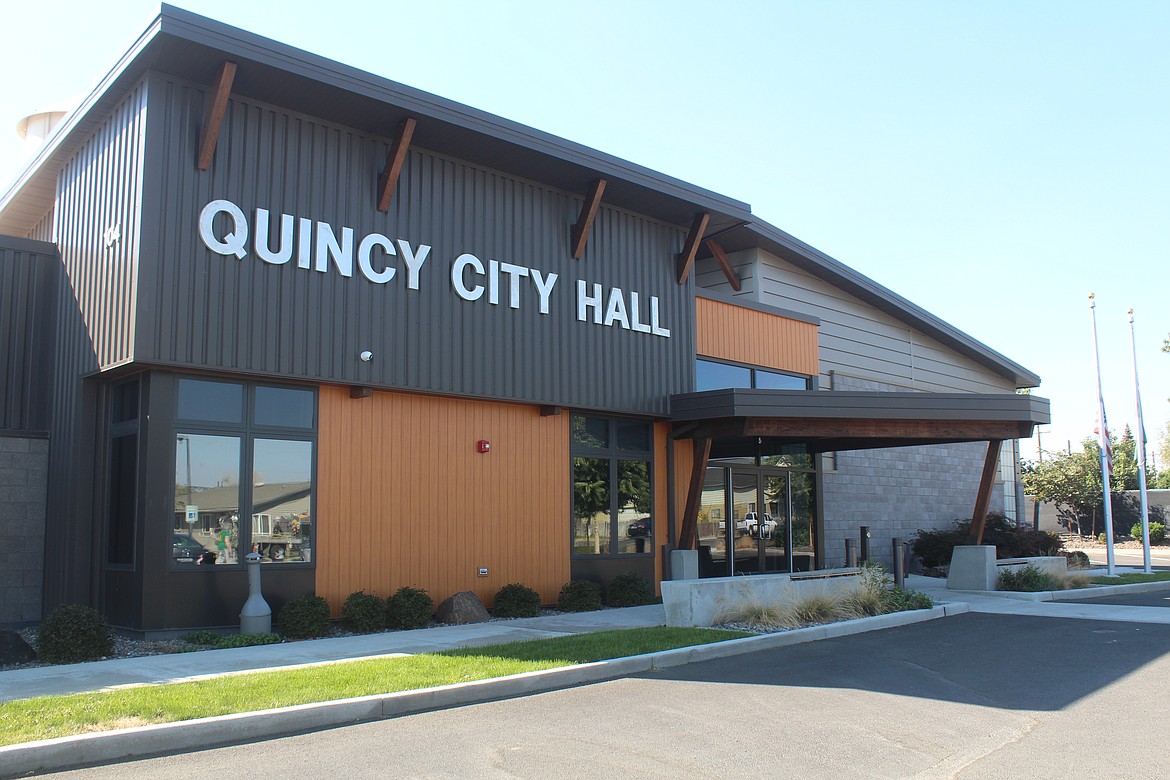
0;604;668;703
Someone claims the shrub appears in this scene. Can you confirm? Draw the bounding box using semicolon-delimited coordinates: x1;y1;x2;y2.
606;572;653;607
386;586;433;629
1130;522;1166;544
838;562;888;617
912;515;1063;568
784;594;839;626
181;630;222;646
341;590;387;633
997;565;1058;592
911;527;970;569
37;604;113;664
882;587;934;612
557;580;602;612
1065;550;1091;570
279;594;332;639
493;583;542;618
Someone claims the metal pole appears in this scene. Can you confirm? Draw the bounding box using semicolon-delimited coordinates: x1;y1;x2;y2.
1129;309;1153;574
1089;294;1116;575
892;537;905;588
859;526;870;564
844;538;858;568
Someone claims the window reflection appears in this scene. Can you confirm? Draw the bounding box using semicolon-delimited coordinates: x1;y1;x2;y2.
252;439;313;563
617;460;651;553
173;434;240;565
573;457;610;554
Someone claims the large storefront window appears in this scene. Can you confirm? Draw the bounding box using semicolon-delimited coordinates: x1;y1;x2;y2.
172;378;315;568
571;415;652;556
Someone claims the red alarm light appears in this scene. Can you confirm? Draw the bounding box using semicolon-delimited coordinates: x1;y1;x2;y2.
477;440;491;453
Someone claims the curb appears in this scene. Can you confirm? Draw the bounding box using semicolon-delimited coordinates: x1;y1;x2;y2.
945;578;1170;602
0;605;956;777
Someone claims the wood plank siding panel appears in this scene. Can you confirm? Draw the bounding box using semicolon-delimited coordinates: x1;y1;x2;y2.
316;386;570;612
695;296;818;376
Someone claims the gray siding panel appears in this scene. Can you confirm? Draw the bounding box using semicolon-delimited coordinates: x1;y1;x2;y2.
139;76;693;415
0;238;58;432
42;80;149;609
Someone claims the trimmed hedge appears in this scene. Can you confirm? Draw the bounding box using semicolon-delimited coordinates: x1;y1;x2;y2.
605;572;653;607
557;580;602;612
386;586;433;629
341;591;387;633
493;583;542;618
279;595;332;639
37;604;113;664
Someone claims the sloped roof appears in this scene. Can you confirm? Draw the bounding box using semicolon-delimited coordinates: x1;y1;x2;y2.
0;4;1038;388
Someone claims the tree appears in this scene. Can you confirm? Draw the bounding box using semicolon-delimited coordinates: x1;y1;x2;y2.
1022;433;1149;537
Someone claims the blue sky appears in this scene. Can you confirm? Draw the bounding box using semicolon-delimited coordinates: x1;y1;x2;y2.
2;1;1166;464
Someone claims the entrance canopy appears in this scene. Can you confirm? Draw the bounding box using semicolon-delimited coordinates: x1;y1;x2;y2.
669;389;1050;455
669;389;1051;549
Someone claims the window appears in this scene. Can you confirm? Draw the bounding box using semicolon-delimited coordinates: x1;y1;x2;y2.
696;359;808;392
172;378;315;568
106;380;140;567
571;415;652;556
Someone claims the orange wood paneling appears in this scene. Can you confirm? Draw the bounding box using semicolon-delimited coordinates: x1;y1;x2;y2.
316;387;570;612
695;297;818;376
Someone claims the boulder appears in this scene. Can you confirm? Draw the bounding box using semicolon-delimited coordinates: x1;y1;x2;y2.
0;629;36;665
436;591;491;625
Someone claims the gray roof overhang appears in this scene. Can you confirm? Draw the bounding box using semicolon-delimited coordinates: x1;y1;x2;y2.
0;5;1041;391
671;388;1051;455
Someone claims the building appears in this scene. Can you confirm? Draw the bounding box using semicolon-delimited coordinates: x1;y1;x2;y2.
0;6;1049;633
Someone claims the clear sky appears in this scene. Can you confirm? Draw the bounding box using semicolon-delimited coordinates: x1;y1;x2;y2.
2;0;1166;465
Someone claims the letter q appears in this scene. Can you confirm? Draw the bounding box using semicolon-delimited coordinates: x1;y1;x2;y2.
198;199;249;259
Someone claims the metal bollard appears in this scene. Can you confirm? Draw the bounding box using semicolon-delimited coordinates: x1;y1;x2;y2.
240;551;272;634
892;537;906;588
844;538;858;568
859;526;871;564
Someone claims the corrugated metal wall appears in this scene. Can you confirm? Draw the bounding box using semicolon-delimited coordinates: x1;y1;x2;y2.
0;237;57;432
42;80;149;609
137;75;694;416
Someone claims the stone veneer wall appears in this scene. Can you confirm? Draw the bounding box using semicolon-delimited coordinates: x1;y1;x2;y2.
819;376;1004;569
0;435;48;624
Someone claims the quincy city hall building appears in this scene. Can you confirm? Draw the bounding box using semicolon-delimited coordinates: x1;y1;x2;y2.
0;7;1049;633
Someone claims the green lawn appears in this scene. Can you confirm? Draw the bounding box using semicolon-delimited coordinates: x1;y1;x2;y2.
1090;571;1170;585
0;627;750;747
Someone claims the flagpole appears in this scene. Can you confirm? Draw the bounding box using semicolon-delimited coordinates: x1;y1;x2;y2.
1089;293;1115;575
1129;308;1152;574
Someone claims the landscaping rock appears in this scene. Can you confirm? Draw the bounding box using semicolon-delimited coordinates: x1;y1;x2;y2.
0;629;36;665
436;591;490;624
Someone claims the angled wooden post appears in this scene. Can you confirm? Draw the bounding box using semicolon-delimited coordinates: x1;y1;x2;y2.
970;440;1003;544
704;238;741;291
675;212;710;284
570;178;606;258
197;61;237;170
677;436;712;550
377;117;417;212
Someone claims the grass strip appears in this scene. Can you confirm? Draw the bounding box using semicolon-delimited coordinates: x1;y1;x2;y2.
0;627;749;747
1090;572;1170;585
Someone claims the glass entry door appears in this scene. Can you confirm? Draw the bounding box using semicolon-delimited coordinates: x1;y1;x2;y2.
731;471;790;575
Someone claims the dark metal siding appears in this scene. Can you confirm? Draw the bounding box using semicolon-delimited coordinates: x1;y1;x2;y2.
138;75;694;416
0;237;57;432
42;80;149;609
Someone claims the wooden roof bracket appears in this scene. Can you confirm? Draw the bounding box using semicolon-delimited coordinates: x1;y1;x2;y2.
675;212;710;284
704;238;741;291
197;61;237;171
377;117;417;212
570;178;606;258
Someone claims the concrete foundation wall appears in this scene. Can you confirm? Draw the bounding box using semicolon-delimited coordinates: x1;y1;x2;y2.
0;435;48;624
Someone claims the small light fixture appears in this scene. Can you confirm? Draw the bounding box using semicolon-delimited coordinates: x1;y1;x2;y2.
477;440;491;453
359;350;373;362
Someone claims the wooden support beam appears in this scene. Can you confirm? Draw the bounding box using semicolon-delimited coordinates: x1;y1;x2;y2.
197;61;237;171
970;440;1003;543
675;212;710;284
377;117;417;213
677;437;712;550
570;178;606;259
704;238;741;291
